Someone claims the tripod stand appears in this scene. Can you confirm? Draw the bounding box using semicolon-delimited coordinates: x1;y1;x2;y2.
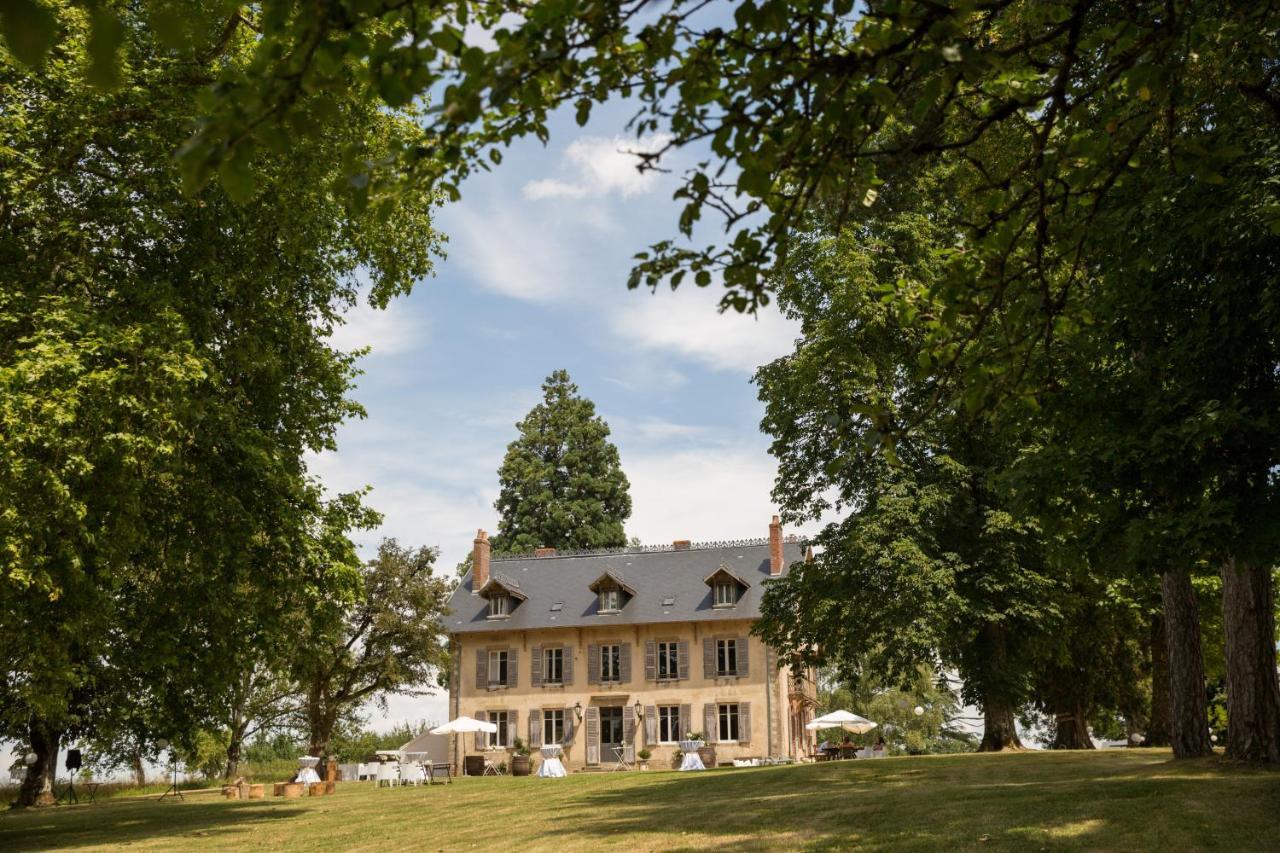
157;751;183;801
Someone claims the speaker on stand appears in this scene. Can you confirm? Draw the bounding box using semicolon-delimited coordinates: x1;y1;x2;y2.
156;739;183;801
62;749;81;804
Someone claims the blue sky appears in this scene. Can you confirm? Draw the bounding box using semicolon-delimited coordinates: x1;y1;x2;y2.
308;98;817;729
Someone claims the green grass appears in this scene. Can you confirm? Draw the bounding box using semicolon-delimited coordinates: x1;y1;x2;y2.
2;750;1277;851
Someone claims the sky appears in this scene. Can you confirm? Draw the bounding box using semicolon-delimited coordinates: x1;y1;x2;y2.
309;97;821;732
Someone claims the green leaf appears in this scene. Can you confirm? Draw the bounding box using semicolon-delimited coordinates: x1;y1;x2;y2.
218;152;256;203
87;9;125;89
1;0;57;68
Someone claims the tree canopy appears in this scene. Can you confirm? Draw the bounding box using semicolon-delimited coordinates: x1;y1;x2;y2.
493;370;632;554
0;5;441;805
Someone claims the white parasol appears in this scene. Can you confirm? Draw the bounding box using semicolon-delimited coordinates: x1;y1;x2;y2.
431;716;499;775
806;710;877;734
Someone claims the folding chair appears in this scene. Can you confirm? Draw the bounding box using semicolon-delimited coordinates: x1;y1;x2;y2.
610;745;633;772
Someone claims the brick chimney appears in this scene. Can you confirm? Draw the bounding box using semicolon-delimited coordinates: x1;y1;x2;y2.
672;540;691;550
769;515;784;576
472;529;490;592
534;547;557;558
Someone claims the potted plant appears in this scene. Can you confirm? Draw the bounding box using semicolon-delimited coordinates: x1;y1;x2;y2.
510;738;531;777
637;748;651;771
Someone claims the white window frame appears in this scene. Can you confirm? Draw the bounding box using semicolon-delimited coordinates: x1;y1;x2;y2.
714;581;736;607
716;638;738;676
543;647;563;685
543;708;565;745
657;641;679;680
489;594;510;618
488;710;510;748
599;588;622;613
600;644;621;682
657;705;680;743
488;649;509;687
717;703;740;743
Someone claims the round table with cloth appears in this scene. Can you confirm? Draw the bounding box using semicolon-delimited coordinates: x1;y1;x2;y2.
537;744;567;778
294;755;322;784
678;741;706;771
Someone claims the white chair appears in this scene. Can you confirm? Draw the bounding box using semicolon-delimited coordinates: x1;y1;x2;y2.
400;762;424;786
376;761;400;787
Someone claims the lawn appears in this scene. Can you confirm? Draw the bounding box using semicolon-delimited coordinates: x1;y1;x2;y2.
2;750;1276;851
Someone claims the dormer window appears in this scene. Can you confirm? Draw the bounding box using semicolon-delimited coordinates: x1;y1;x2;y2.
599;589;622;613
589;569;635;615
478;572;526;618
704;564;750;608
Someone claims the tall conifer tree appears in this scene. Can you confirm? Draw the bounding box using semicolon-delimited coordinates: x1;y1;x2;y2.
493;371;631;554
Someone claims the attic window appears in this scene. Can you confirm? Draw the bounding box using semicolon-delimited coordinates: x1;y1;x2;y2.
714;581;737;608
599;589;622;613
489;594;511;618
549;602;563;612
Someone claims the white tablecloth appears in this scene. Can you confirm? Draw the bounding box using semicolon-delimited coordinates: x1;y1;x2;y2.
538;744;566;777
678;741;706;771
401;763;426;783
295;756;322;783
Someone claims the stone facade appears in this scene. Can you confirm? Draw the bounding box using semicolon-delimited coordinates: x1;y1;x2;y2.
445;521;819;772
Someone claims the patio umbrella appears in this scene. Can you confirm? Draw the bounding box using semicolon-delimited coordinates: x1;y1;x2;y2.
806;710;877;734
431;716;498;774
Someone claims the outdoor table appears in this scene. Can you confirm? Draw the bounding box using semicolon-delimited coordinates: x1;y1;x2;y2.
294;755;322;784
537;744;567;778
427;762;452;784
678;740;706;771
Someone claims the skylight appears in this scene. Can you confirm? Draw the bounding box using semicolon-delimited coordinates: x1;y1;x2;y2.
549;602;563;612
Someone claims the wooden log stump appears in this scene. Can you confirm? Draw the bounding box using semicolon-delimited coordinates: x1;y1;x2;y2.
281;782;304;798
324;780;336;794
222;786;240;800
248;784;265;799
307;782;325;796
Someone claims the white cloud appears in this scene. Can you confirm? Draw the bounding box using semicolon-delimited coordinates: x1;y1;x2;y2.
609;285;799;374
522;178;589;200
327;299;425;357
521;133;673;201
442;205;574;302
622;440;817;545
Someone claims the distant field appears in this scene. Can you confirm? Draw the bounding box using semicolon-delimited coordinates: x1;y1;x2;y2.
2;750;1277;851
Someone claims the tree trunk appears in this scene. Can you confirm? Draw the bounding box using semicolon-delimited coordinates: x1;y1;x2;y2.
979;694;1023;751
224;708;249;781
1144;610;1173;747
1051;704;1095;750
224;727;245;781
305;682;337;758
131;750;147;787
14;721;61;808
1161;569;1213;758
1220;559;1280;763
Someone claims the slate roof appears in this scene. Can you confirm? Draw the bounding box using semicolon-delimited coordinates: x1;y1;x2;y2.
447;540;805;634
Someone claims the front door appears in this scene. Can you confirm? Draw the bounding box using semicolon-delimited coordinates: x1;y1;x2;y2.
599;706;624;761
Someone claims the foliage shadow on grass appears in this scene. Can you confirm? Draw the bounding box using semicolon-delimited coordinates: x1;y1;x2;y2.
0;797;303;851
